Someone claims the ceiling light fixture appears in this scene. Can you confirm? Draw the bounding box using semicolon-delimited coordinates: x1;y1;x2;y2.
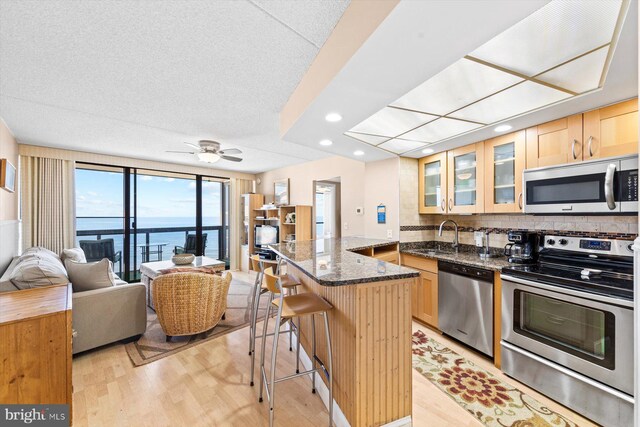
422;148;434;154
319;139;333;146
494;124;512;132
353;150;365;156
197;152;221;163
325;113;342;122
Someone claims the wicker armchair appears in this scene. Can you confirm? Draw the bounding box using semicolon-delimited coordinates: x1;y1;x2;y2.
152;272;232;340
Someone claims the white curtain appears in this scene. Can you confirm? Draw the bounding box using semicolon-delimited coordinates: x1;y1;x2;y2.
229;178;254;270
21;156;76;254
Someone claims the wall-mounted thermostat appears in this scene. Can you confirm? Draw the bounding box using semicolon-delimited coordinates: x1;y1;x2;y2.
355;207;364;215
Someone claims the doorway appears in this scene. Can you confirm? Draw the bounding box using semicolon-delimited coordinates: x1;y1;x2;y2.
314;178;341;239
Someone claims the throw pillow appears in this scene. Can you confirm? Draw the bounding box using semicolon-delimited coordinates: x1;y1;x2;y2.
66;259;116;292
61;247;87;263
10;248;69;290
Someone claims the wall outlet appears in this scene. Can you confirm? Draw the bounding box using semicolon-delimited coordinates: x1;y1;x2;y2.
474;231;484;247
387;229;393;239
344;222;349;230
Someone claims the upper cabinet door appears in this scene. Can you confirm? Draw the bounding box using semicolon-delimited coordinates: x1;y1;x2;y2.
484;130;526;213
418;152;447;214
447;142;484;214
583;99;638;160
525;114;583;168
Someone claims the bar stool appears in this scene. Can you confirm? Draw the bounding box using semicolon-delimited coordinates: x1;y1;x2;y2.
248;255;301;387
259;267;333;427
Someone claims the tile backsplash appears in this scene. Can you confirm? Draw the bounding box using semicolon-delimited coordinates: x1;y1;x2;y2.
400;214;638;248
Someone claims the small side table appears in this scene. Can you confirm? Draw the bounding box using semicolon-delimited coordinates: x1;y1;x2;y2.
137;242;168;263
140;256;226;310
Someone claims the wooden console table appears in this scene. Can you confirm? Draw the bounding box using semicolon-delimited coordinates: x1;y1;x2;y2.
0;284;73;420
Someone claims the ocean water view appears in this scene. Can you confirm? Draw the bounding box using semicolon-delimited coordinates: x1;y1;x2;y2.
76;216;225;271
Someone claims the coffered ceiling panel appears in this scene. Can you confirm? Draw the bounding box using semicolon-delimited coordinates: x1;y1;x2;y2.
344;131;390;145
536;46;610;94
401;117;483;143
469;0;622;76
390;58;522;116
377;138;426;154
349;107;438;137
448;81;571;124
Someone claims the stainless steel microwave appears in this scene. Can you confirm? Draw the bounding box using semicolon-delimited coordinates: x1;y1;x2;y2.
523;155;638;214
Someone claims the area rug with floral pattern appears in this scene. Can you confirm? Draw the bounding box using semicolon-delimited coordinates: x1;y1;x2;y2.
412;330;578;427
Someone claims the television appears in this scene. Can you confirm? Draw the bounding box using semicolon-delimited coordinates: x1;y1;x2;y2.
255;225;279;248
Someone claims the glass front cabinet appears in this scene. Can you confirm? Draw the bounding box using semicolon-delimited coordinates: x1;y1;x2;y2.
446;142;485;214
418;152;447;214
484;130;526;213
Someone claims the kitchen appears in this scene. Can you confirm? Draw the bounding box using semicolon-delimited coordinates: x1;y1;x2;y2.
398;99;637;427
261;1;639;426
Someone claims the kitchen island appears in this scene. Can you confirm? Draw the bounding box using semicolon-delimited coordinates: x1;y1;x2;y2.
269;237;419;427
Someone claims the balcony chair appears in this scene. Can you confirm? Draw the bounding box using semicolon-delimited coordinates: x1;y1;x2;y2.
79;238;122;277
174;233;208;255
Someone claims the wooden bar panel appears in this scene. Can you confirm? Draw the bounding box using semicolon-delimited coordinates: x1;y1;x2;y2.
290;264;413;427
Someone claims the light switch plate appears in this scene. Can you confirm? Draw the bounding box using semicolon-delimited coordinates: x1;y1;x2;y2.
474;231;484;247
387;229;393;238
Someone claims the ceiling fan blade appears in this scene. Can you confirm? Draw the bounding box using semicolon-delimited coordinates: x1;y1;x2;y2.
165;150;195;154
183;142;202;150
221;155;243;162
219;148;242;155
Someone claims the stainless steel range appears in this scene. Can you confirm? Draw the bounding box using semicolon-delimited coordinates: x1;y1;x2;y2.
501;235;634;427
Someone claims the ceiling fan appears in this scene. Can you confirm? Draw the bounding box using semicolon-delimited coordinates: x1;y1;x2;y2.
166;140;243;163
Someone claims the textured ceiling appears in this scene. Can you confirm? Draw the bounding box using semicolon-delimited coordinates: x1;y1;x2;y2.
0;0;350;173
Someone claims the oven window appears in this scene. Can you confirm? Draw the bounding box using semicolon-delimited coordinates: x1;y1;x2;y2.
526;173;606;205
514;290;615;369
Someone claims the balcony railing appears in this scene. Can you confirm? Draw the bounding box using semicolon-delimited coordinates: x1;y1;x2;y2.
76;224;228;279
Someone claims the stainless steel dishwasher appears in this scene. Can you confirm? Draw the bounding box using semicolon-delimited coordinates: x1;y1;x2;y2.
438;261;494;356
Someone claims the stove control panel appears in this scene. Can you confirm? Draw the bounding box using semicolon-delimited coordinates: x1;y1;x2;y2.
544;235;633;257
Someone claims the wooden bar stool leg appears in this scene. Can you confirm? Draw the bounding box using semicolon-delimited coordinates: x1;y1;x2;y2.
311;314;317;394
323;312;333;427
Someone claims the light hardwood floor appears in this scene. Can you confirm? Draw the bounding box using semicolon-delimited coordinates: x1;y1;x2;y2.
72;271;597;427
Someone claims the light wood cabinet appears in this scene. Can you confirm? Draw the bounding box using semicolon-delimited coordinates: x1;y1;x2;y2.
0;285;73;420
447;142;484;214
401;254;438;329
526;114;583;168
418;152;447;214
583;98;638;160
484;130;526;213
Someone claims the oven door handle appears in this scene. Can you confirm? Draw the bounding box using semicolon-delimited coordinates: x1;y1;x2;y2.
604;163;617;210
500;274;634;308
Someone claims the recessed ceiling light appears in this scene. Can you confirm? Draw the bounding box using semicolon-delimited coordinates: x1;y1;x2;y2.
494;124;512;132
353;150;365;156
319;139;333;146
325;113;342;122
422;148;434;154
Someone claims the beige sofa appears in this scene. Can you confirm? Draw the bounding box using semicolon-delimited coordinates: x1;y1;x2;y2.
0;248;147;354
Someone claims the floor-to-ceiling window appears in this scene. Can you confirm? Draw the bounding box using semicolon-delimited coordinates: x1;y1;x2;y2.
75;163;229;281
75;165;126;278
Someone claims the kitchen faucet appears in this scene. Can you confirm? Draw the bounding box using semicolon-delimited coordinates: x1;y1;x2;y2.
438;219;459;252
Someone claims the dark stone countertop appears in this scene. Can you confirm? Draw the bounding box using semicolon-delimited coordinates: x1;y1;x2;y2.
400;241;511;272
269;237;419;286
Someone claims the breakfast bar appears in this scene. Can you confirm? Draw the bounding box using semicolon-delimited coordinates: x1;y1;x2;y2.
269;237;419;427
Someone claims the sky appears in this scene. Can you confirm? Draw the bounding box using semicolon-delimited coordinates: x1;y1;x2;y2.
76;169;223;223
